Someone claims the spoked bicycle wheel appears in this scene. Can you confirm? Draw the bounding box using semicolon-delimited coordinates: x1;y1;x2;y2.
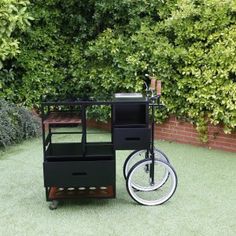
123;149;170;191
123;148;170;179
126;159;177;206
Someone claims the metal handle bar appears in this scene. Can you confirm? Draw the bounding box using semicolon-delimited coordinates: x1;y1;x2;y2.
144;74;162;97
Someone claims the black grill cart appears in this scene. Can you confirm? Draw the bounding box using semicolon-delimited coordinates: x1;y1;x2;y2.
41;85;178;209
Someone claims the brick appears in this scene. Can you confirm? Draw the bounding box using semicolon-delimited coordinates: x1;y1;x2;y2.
183;127;196;132
211;140;235;147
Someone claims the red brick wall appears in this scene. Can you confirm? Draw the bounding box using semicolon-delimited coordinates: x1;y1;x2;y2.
87;117;236;152
155;116;236;152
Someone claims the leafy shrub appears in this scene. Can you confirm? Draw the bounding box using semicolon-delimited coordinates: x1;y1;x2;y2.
0;0;32;101
0;0;235;141
0;0;32;69
0;99;41;148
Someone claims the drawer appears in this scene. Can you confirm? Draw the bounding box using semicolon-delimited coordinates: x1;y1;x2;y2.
113;128;150;150
43;160;115;187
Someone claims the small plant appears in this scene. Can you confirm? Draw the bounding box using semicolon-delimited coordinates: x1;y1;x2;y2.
0;99;41;148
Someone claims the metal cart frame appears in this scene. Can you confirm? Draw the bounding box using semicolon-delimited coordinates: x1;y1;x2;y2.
41;78;177;209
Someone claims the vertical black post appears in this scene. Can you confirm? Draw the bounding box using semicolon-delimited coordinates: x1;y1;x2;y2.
41;102;46;162
49;124;52;144
150;96;160;185
150;100;155;185
111;104;114;144
81;104;87;156
145;100;150;168
151;103;155;154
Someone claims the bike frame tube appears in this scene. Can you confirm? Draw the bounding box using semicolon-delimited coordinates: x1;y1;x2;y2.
150;99;155;184
149;95;161;185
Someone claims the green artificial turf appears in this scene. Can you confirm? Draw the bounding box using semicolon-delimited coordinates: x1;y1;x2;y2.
0;129;235;236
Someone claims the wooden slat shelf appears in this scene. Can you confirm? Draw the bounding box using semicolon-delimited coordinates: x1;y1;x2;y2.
48;186;114;199
43;112;81;125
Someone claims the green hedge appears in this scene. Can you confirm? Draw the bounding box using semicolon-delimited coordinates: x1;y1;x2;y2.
0;0;32;70
0;99;41;148
0;0;235;141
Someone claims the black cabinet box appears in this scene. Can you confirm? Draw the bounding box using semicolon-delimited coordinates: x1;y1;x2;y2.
112;101;150;149
112;103;148;127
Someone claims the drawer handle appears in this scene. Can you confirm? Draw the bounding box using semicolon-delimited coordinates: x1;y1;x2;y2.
72;172;87;176
125;137;140;141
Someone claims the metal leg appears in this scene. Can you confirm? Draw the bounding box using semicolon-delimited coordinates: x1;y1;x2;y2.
49;200;59;210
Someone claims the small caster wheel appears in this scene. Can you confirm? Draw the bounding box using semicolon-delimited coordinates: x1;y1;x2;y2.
49;200;59;210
